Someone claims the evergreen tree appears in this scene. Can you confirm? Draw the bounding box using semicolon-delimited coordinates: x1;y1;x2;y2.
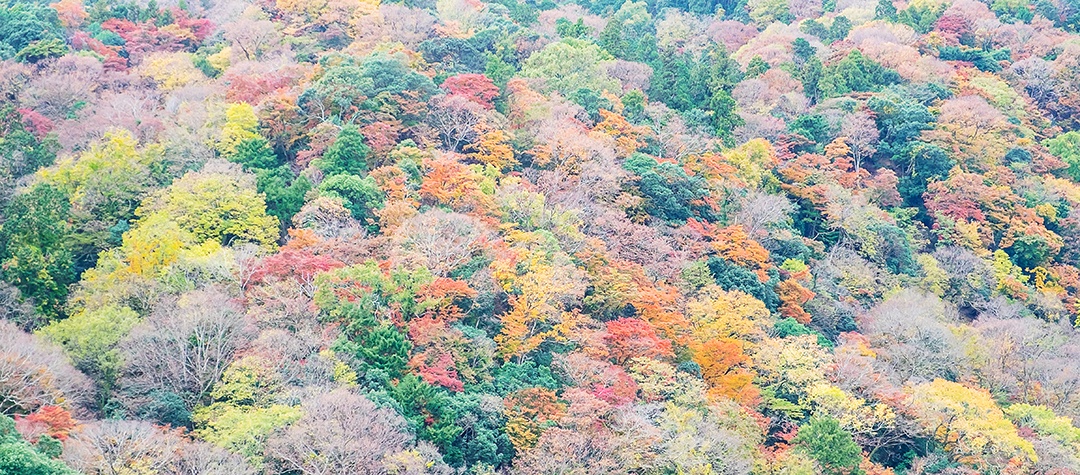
599;19;624;57
321;126;371;177
794;416;864;475
876;0;898;20
0;184;74;321
746;56;770;78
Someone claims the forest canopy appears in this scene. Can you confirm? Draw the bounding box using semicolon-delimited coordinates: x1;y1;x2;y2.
5;0;1080;473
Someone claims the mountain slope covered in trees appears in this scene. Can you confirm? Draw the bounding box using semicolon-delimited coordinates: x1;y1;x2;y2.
5;0;1080;473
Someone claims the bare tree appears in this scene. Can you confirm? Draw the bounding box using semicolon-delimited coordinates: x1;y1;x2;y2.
18;55;102;120
972;317;1080;417
604;60;653;92
265;389;428;475
391;209;490;277
174;440;258;475
118;286;253;412
511;427;628;475
840;110;880;172
222;6;280;61
64;419;255;475
427;94;486;151
292;196;364;239
859;290;963;384
0;282;37;331
732;191;795;240
1011;57;1057;106
0;320;93;415
64;420;182;475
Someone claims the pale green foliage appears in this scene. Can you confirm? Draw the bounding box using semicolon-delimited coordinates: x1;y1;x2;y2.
627;358;709;405
1045;131;1080;181
753;335;831;407
37;130;163;252
38;130;160;200
967;75;1026;121
194;404;302;466
657;400;761;474
39;304;139;382
807;384;896;438
68;163;271;317
1005;404;1080;447
137;164;279;249
194;357;302;467
519;39;621;96
748;0;790;24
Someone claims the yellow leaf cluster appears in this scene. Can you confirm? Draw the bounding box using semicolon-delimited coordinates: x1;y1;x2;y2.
139;52;203;91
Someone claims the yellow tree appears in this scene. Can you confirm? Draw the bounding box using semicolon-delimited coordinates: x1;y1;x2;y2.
908;379;1037;469
686;285;770;342
218;103;262;156
138;52;204;91
465;128;516;170
492;231;587;360
686;285;770;404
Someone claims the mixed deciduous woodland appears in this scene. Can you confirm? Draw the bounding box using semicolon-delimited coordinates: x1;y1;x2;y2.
5;0;1080;473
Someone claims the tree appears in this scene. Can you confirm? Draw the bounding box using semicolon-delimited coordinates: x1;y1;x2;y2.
427;94;486;151
137;52;202;90
137;163;280;249
909;379;1036;468
192;357;302;467
320;126;371;176
391;209;488;277
818;50;900;98
1045;131;1080;181
466;128;517;170
0;105;58;183
927;95;1012;169
519;39;621;96
707;257;781;312
655;401;760;475
509;426;630;474
0;321;92;415
623;153;715;223
0;184;74;320
492;238;587;360
118;287;253;418
390;374;462;454
748;0;793;24
265;389;446;475
604;318;674;364
841;111;880;172
299;52;436;125
503;387;566;451
63;420;254;475
0;414;77;475
222;9;279;61
861;290;961;383
219;103;262;158
317;174;384;228
793;416;863;475
0;2;66;62
897;1;946;33
36;130;161;273
866;92;935;157
686;285;771;343
792;38;816;65
441;73;500;109
875;0;898;19
40;304;140;395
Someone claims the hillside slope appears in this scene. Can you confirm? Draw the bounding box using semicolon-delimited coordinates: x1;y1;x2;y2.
5;0;1080;473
